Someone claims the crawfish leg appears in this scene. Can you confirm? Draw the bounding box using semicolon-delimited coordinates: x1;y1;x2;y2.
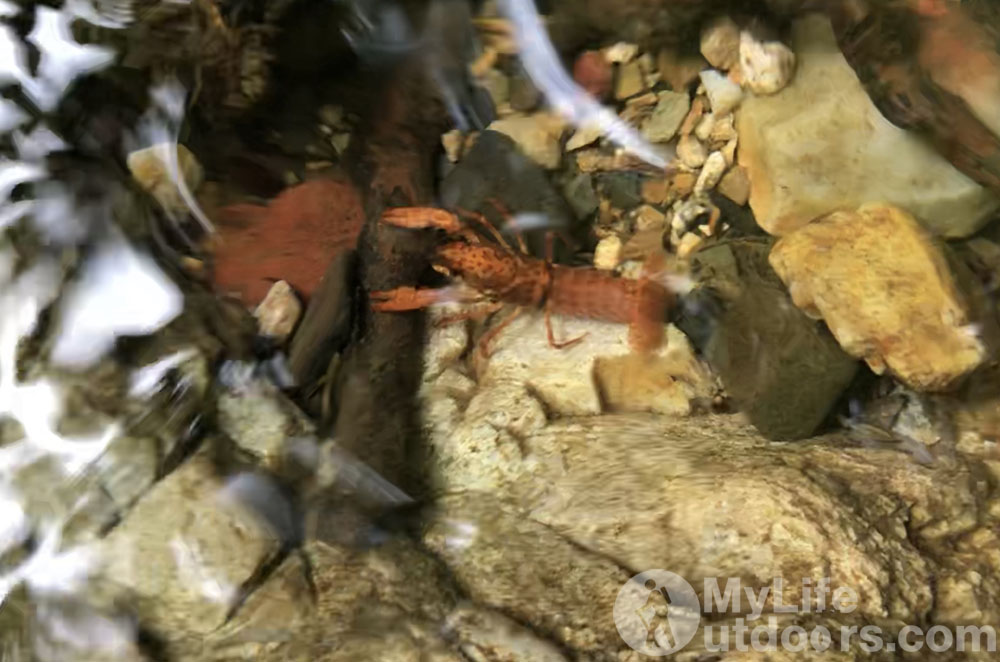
542;232;588;350
477;306;523;358
484;198;530;255
454;206;520;257
544;301;588;350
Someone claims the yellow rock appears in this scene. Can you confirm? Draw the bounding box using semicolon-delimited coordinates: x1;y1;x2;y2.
769;203;986;391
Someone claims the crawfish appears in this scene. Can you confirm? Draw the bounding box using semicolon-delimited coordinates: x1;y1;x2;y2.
369;207;674;356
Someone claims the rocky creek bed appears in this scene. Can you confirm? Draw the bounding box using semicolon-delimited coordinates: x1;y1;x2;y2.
3;0;1000;660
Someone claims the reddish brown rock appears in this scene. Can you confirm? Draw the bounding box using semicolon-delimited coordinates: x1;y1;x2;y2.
573;50;612;100
212;177;365;305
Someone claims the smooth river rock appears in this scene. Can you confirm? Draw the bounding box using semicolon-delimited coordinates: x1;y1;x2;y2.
737;13;999;238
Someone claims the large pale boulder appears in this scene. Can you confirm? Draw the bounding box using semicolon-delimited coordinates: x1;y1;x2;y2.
737;14;999;238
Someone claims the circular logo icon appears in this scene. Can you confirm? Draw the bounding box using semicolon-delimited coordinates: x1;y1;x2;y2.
614;569;701;656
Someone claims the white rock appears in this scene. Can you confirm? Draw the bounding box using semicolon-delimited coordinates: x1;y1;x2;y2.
695;151;727;194
739;30;796;95
254;280;301;342
737;14;999;237
700;16;741;70
604;41;638;64
677;134;708;168
699;69;743;116
593;235;623;270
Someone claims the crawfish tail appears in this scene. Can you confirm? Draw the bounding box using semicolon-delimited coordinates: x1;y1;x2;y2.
548;266;672;351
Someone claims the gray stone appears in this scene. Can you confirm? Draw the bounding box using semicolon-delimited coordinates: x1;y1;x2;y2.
738;14;1000;237
509;69;540;112
480;69;510;108
595;172;642;210
563;172;599;219
641;90;691;143
688;239;859;440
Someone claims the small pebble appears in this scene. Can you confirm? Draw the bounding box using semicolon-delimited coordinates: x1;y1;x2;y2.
605;42;639;64
330;133;350;155
634;205;667;231
642;90;691;143
677;134;708;168
594;235;624;270
671;171;697;197
615;60;646;100
481;68;510;107
255;280;302;342
641;178;671;205
700;16;741;70
318;105;346;129
679;97;706;137
699;69;744;115
709;114;737;143
672;198;711;232
442;129;465;162
694;113;716;142
566;124;603;151
695;151;727;194
739;31;796;95
574;50;613;99
722;137;738;166
677;232;705;259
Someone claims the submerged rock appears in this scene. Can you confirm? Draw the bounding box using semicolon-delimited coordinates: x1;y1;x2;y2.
769;203;988;392
737;14;999;238
685;239;859;440
485;113;565;170
95;452;282;638
641;90;690;143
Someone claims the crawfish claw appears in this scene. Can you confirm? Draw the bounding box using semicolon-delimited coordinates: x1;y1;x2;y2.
381;207;463;233
370;286;444;311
